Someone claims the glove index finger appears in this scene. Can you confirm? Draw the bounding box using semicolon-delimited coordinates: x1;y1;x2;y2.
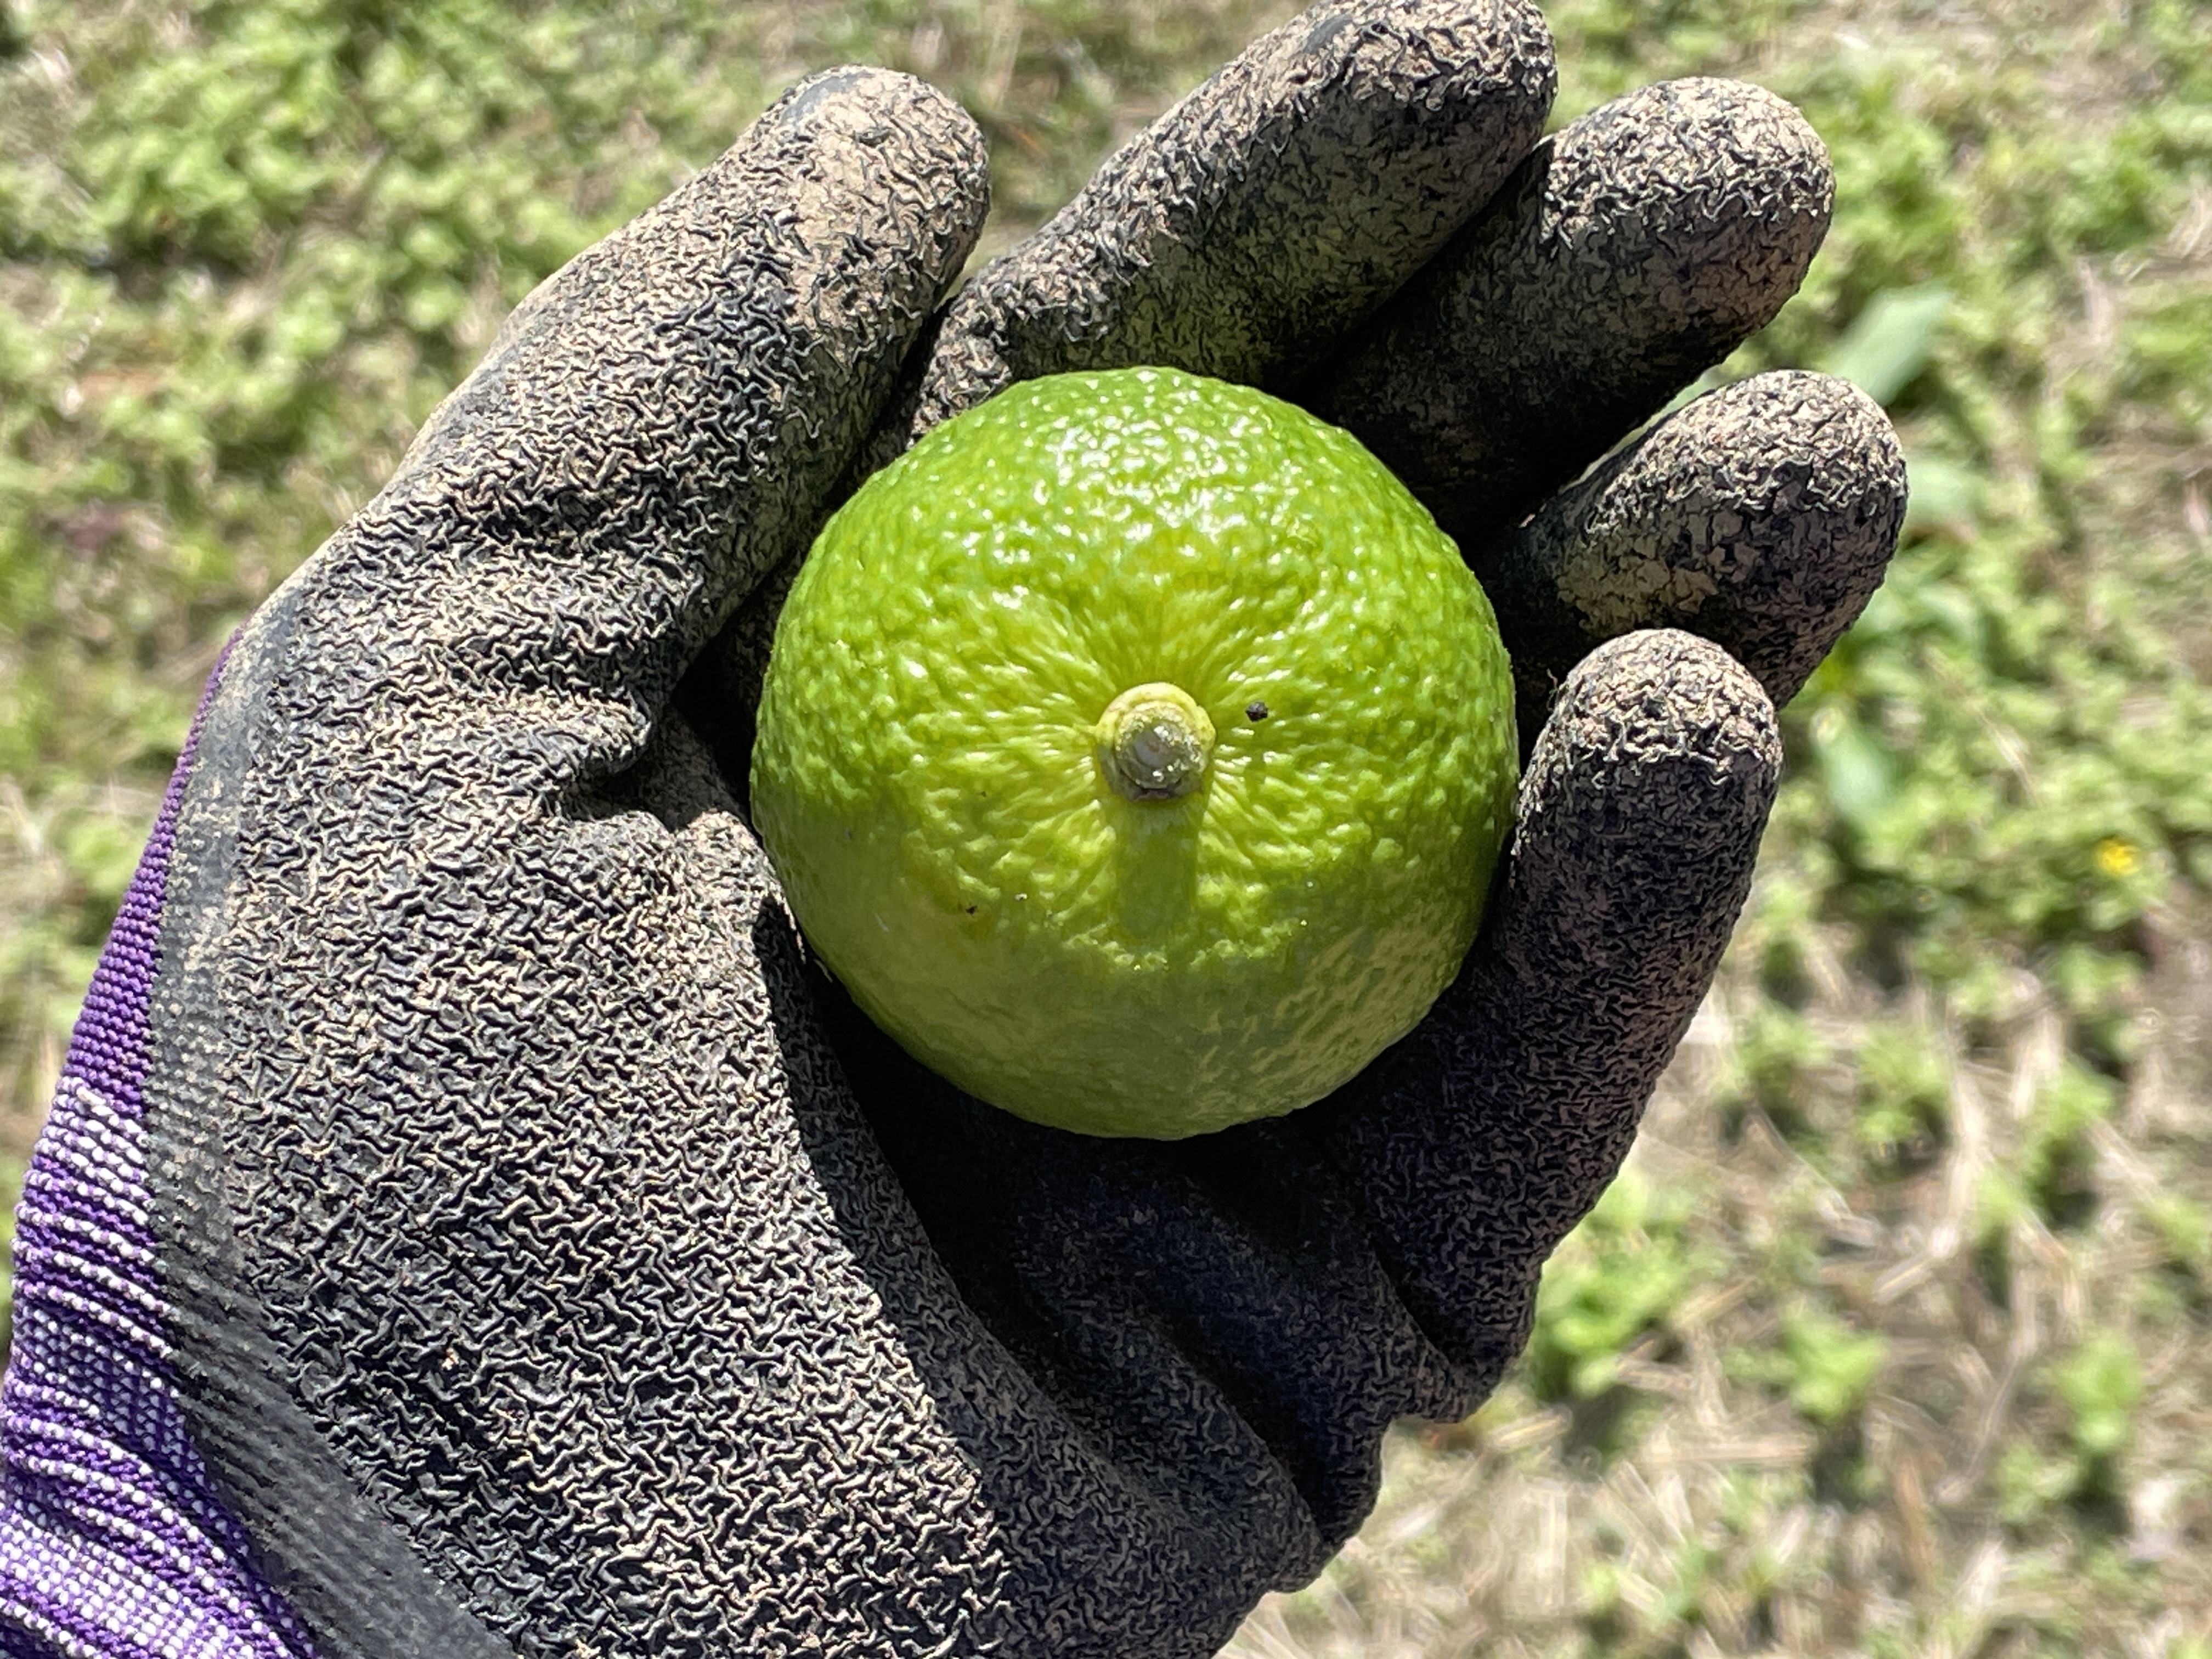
893;0;1558;447
1319;630;1780;1384
364;67;988;722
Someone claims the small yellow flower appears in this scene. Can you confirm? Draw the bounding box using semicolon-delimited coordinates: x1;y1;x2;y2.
2094;837;2140;878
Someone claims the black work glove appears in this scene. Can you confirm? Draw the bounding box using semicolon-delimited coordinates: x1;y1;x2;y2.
0;5;1904;1657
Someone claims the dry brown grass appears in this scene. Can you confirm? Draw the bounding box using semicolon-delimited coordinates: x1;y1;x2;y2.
1229;921;2212;1655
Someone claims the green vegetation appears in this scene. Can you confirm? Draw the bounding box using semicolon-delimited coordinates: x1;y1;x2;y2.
5;0;2209;1651
1522;1173;1709;1413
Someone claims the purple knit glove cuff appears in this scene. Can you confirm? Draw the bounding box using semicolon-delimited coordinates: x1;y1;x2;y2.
0;650;319;1659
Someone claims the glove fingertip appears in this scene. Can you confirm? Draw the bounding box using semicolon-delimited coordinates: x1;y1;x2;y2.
1511;629;1783;933
1491;369;1906;735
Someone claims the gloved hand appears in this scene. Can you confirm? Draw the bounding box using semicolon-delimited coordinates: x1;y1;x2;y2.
0;4;1904;1657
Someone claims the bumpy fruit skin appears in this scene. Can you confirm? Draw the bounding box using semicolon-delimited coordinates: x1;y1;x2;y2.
750;368;1517;1138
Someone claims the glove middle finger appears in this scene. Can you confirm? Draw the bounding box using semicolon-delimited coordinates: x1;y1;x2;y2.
890;0;1559;448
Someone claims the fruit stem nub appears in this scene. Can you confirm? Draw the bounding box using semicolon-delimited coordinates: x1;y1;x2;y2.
1096;682;1216;802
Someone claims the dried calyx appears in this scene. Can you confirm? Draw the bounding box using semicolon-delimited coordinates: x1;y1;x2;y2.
1095;682;1215;802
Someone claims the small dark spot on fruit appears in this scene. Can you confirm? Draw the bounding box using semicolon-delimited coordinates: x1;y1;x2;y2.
1246;700;1270;721
965;905;977;914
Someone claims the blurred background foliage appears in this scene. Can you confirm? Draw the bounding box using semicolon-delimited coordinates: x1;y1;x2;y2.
3;0;2209;1650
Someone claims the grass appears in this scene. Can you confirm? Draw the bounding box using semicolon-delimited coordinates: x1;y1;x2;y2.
4;0;2210;1651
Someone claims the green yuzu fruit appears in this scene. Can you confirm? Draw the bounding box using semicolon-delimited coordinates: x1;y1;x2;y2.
749;367;1517;1139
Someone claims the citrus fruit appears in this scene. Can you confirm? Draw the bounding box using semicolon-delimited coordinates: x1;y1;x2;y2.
749;367;1517;1139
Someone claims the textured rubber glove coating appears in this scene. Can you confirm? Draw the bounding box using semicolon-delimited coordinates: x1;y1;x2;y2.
1;6;1905;1656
